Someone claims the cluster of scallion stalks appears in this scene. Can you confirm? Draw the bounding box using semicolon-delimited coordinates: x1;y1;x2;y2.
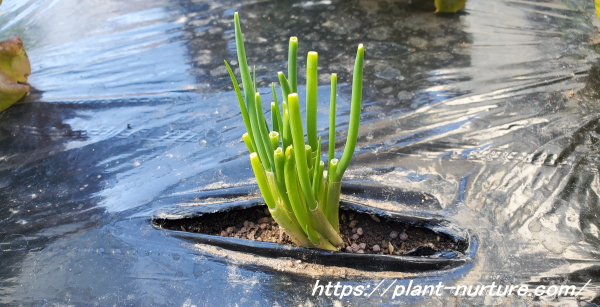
224;13;364;250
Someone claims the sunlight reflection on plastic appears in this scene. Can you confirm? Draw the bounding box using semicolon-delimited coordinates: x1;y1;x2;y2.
0;234;28;252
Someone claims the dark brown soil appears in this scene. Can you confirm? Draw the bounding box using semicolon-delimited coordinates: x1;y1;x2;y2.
157;205;457;255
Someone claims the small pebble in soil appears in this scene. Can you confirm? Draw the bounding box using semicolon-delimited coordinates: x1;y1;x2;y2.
359;243;366;250
345;246;353;253
349;220;358;228
400;231;408;241
226;226;235;234
351;243;359;252
390;231;398;239
220;230;227;236
372;244;381;252
357;250;364;254
356;227;363;236
351;234;360;240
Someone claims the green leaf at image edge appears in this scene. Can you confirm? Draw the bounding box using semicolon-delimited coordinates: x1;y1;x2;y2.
0;35;31;112
434;0;467;13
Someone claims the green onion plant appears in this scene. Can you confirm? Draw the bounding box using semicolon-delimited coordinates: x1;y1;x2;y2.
224;13;364;250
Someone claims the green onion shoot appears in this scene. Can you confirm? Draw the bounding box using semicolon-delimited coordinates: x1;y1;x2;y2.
224;12;364;250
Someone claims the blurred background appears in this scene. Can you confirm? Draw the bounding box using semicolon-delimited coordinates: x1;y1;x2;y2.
0;0;599;305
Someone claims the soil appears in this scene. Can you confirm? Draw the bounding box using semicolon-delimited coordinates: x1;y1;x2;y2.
158;205;457;256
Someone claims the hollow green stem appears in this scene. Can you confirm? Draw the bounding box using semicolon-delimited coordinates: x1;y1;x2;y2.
233;13;254;104
311;136;322;191
271;102;279;134
278;72;291;102
265;170;300;230
269;204;314;248
318;172;328;215
233;13;274;172
242;132;254;153
249;152;276;210
334;44;364;182
224;61;256;152
272;82;279;106
306;52;318;153
288;37;298;93
325;158;340;228
271;83;283;135
328;73;337;163
273;148;294;219
327;158;338;184
274;146;286;185
305;145;313;174
307;204;343;247
253;65;257;92
269;131;280;151
325;181;342;232
312;160;324;199
249;105;270;170
317;236;337;250
251;154;308;247
287;93;317;210
282;104;291;150
251;93;273;171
